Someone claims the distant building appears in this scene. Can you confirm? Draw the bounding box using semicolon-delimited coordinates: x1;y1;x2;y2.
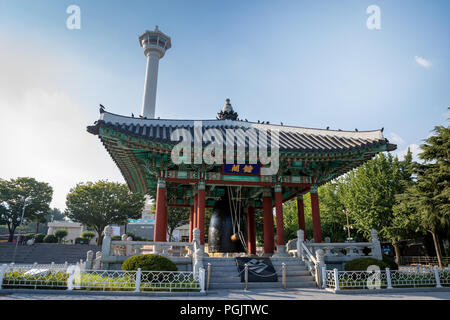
172;224;190;242
120;197;155;240
47;221;96;244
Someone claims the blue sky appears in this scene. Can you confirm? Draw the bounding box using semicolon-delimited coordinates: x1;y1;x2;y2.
0;0;449;209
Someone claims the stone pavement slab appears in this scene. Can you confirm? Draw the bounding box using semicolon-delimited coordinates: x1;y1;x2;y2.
0;288;449;300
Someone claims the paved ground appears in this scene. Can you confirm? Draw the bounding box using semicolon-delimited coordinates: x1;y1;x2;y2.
0;288;449;300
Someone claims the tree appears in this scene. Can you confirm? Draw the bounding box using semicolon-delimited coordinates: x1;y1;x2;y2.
317;182;348;242
0;177;53;242
338;152;414;246
65;181;145;245
167;207;190;241
54;228;68;243
395;125;450;266
81;230;96;241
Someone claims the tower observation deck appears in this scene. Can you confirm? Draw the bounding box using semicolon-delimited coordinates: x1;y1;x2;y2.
139;26;172;119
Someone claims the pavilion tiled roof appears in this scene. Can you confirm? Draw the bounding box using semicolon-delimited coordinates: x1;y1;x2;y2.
88;111;396;153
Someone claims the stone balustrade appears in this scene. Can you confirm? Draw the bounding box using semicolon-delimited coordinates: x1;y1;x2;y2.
290;229;383;264
100;225;194;269
109;240;193;257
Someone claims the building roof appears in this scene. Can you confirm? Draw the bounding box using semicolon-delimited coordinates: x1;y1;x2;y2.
88;110;396;154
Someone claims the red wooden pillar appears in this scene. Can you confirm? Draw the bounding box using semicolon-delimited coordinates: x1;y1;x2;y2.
193;194;198;229
274;184;285;246
262;190;274;254
310;185;322;243
189;205;194;242
197;181;206;245
246;206;256;255
297;194;306;240
154;178;167;242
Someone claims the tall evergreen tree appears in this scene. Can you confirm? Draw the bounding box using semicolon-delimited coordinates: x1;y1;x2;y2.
395;125;450;266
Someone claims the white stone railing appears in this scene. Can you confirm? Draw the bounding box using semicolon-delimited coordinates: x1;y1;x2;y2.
296;230;326;288
100;225;194;269
0;263;204;292
325;266;449;291
109;240;193;257
290;229;383;264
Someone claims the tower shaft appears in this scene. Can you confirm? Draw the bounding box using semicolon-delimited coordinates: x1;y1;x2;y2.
141;51;161;118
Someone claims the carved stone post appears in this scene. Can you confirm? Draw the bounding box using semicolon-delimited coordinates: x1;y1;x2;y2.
370;229;382;260
297;229;305;261
85;250;94;270
93;251;102;270
101;226;112;270
315;249;325;287
126;236;133;256
192;228;204;278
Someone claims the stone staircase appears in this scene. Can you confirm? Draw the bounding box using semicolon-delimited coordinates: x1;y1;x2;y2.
0;243;101;264
204;257;317;290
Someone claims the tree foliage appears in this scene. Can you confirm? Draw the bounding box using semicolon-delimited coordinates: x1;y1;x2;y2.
394;125;450;266
0;177;53;242
54;228;68;243
167;207;190;241
65;181;145;245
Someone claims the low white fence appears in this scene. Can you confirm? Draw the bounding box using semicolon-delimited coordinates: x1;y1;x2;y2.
398;256;450;266
0;263;204;292
324;266;450;291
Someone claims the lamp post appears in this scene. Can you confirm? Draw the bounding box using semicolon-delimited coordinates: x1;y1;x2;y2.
342;209;353;242
11;196;33;263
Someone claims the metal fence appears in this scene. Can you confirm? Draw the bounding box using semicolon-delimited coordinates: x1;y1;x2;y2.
0;264;203;292
325;266;450;290
398;256;450;266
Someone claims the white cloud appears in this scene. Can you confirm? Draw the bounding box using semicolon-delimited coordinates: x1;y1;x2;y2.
0;35;124;210
387;132;404;145
414;56;432;68
396;143;422;161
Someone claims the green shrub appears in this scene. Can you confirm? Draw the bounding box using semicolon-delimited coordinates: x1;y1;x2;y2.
382;255;399;270
43;234;58;243
344;257;388;271
81;230;96;240
122;254;178;272
111;235;122;241
34;233;45;243
54;229;68;243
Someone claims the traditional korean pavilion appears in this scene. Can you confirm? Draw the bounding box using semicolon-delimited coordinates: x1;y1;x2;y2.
87;27;396;257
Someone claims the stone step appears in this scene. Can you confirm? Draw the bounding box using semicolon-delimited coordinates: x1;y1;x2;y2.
209;275;314;284
209;281;317;290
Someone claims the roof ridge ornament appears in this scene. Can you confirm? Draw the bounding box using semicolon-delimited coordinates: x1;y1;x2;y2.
217;98;238;120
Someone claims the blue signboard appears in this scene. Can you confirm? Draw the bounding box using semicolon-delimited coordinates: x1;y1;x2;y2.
128;219;155;224
223;164;260;175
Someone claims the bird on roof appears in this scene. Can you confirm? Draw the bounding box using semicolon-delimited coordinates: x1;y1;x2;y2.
355;128;358;132
245;118;248;122
326;126;329;130
381;127;384;132
257;120;260;123
267;121;270;124
131;113;134;117
338;129;342;131
99;104;106;113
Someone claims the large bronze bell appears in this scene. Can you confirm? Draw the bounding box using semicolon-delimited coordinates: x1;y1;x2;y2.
207;196;247;253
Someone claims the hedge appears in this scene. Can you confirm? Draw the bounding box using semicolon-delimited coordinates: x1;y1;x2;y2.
122;254;178;272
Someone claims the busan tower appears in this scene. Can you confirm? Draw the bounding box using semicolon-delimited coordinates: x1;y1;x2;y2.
139;26;171;118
